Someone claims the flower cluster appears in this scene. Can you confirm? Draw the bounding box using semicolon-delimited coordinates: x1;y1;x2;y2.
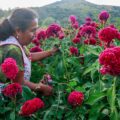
2;83;22;98
68;91;84;107
99;46;120;75
1;58;19;80
19;98;44;116
84;37;96;45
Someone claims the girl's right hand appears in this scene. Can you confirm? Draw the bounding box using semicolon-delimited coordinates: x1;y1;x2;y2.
36;83;53;96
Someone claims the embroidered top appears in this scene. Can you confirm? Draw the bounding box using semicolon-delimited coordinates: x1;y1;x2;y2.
0;36;31;82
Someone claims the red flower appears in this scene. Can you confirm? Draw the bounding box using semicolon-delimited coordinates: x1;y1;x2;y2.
80;26;96;38
84;38;96;45
68;91;84;107
69;15;77;24
72;37;80;44
58;31;65;40
98;10;110;23
46;23;61;38
36;29;46;40
19;98;44;116
32;38;40;46
98;27;119;44
69;46;78;56
99;47;120;75
72;21;79;29
1;58;19;80
2;83;22;98
30;46;43;52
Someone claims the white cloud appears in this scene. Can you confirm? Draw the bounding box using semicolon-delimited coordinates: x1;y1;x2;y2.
0;0;61;10
86;0;120;6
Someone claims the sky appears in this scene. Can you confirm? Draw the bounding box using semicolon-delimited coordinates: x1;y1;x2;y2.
0;0;120;10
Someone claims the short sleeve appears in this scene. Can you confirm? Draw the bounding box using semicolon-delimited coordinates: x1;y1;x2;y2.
4;45;24;71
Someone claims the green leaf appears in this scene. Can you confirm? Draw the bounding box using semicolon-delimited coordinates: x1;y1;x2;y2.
68;81;77;87
10;111;15;120
86;91;106;105
22;86;36;101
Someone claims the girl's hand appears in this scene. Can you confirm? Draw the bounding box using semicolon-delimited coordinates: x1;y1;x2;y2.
36;83;53;96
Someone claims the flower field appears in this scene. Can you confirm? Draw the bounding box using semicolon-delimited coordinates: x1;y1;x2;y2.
0;10;120;120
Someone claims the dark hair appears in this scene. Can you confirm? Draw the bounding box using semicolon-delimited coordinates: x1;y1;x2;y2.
0;8;38;41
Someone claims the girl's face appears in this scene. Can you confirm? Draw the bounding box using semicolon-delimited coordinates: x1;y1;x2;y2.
17;18;38;46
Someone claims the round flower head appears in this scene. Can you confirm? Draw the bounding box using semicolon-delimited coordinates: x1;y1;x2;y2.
19;98;44;116
1;58;19;80
68;91;84;107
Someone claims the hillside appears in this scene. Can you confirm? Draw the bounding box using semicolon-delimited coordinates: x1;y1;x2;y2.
0;0;120;26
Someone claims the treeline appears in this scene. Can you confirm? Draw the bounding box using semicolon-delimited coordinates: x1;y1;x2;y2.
0;0;120;27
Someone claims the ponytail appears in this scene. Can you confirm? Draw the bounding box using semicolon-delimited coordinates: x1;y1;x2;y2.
0;19;14;41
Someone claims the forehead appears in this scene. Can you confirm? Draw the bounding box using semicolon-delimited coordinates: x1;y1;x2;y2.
28;18;38;30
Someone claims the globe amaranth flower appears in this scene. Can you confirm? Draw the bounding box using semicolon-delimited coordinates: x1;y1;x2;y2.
1;58;19;80
69;15;77;24
19;98;44;116
84;38;96;45
68;91;84;107
46;23;61;38
2;83;22;98
99;47;120;75
98;10;110;23
72;21;79;29
30;46;43;52
69;46;78;56
98;27;119;44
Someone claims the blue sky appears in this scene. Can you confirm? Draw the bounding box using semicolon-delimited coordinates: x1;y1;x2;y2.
0;0;120;10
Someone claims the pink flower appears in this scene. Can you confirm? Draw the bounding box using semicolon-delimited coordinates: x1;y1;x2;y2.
69;15;77;24
1;58;19;80
68;91;84;107
19;98;44;116
30;46;43;52
69;46;78;56
58;31;65;40
2;83;22;98
98;10;110;23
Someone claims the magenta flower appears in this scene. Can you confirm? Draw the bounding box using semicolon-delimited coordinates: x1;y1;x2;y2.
1;58;19;80
98;10;110;23
46;23;61;38
36;29;46;40
68;91;84;107
30;46;43;52
99;47;120;75
2;83;22;98
98;27;119;44
69;46;78;56
72;37;80;44
69;15;77;24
